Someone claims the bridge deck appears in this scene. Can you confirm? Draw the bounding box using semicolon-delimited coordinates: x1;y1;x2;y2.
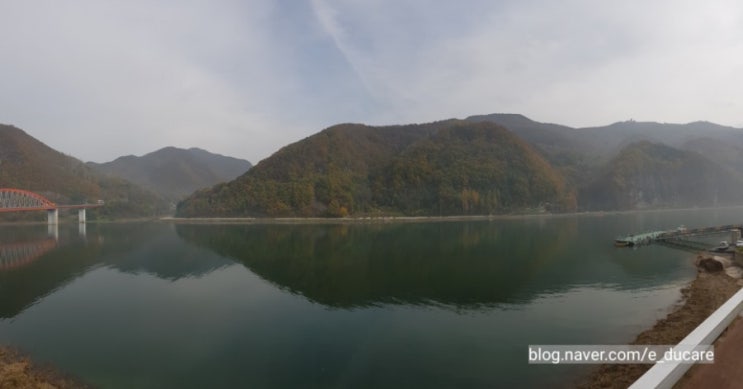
0;204;103;213
56;204;104;210
0;189;104;225
0;206;56;213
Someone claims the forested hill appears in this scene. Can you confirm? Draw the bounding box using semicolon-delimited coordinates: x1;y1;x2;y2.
0;124;168;219
468;114;743;163
468;114;743;211
89;147;252;201
579;141;743;210
176;120;575;217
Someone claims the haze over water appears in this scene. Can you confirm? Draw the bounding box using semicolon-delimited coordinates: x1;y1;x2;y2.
2;208;742;388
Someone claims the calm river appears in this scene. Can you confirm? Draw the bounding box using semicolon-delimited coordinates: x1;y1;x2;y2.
2;208;743;388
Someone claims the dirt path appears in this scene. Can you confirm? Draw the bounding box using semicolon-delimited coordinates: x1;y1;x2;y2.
674;312;743;388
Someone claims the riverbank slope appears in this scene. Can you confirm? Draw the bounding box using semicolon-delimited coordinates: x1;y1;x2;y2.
579;271;741;388
0;347;88;388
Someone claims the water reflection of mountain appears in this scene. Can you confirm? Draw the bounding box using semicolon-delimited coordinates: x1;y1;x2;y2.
0;218;697;318
175;220;693;309
0;223;234;319
100;223;234;281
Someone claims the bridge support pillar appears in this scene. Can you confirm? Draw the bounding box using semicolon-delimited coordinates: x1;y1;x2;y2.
48;223;58;240
47;209;58;225
78;208;86;224
732;229;741;245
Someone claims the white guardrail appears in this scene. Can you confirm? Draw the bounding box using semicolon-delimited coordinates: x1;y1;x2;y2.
630;286;743;389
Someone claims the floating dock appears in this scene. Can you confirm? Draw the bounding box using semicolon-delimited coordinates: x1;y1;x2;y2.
615;224;743;252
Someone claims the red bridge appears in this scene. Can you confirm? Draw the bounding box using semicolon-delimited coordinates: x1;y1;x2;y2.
0;188;103;224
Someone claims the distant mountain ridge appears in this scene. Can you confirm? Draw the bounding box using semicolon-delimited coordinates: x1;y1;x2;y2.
579;141;743;210
468;114;743;162
0;124;168;219
89;147;252;201
467;114;743;210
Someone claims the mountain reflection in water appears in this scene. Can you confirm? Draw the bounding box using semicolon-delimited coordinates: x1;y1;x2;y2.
0;223;231;319
0;218;700;320
0;213;716;388
174;220;690;309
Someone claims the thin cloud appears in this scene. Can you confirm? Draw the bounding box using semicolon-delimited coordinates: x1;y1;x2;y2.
1;1;742;164
309;0;390;109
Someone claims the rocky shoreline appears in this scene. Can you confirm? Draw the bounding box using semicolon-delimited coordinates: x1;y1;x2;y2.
0;347;89;389
578;269;742;388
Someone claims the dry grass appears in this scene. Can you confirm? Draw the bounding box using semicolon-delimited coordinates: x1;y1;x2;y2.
0;347;90;389
578;271;741;389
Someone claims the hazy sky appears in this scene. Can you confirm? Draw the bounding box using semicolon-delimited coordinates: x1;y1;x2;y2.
1;1;742;163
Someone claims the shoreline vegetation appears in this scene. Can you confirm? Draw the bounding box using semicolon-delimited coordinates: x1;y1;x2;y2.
2;204;743;226
0;347;89;389
162;205;743;224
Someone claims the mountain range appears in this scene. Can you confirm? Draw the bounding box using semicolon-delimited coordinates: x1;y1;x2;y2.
179;114;743;217
4;113;743;220
88;147;252;201
467;114;743;210
0;124;168;219
0;124;252;219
